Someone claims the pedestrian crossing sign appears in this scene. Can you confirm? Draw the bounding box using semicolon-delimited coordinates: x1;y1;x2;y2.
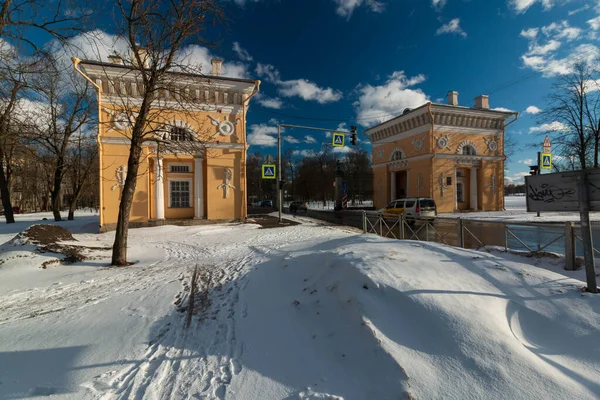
332;133;345;147
541;153;552;169
262;164;276;179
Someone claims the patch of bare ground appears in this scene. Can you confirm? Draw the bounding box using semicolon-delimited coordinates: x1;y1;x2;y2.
246;215;300;229
9;224;111;268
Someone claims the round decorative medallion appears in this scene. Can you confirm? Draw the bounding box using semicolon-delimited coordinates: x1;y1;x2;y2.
437;136;449;149
377;149;384;159
113;112;133;130
488;141;498;151
218;120;235;136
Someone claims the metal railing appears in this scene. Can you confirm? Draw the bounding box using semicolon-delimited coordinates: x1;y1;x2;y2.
360;212;595;270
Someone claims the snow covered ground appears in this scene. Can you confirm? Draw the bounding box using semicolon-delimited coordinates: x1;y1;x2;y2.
0;213;599;399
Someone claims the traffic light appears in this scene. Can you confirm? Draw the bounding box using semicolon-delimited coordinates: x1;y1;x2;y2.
350;125;357;146
529;165;539;175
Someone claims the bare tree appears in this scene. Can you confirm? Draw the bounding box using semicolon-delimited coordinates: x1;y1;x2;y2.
65;133;98;220
0;0;91;49
540;62;600;170
28;57;93;221
76;0;225;266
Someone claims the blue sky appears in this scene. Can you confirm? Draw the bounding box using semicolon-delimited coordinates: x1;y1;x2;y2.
214;0;600;184
21;0;600;184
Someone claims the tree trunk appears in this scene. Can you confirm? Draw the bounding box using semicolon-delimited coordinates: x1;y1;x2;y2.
0;146;14;223
111;141;143;266
68;202;75;220
51;156;65;221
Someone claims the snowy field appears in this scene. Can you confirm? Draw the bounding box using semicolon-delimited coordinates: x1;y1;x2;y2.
0;213;599;399
440;195;600;223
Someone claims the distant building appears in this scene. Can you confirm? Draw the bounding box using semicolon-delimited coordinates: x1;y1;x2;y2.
366;92;517;213
74;57;259;231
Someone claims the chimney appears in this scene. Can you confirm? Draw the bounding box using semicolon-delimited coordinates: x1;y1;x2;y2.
132;48;150;68
107;54;123;65
447;91;458;106
474;95;489;109
211;58;223;76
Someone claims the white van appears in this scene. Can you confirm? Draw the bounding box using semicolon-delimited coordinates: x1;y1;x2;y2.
381;198;437;224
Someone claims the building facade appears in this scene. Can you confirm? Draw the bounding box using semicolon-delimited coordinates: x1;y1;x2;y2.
367;92;517;213
74;57;259;232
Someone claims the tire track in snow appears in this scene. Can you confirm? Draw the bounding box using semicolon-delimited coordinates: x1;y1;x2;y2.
86;243;256;400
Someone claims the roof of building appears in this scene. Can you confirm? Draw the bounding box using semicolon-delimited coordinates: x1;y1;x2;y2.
364;101;516;133
78;59;258;85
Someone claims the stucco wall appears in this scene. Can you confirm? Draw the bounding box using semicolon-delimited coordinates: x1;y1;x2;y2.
206;151;243;220
100;143;150;227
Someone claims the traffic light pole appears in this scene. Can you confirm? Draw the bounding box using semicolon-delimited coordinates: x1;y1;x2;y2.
537;151;541;217
276;123;356;223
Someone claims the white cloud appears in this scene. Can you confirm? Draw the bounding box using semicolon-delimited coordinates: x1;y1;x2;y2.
333;0;385;20
354;71;429;127
292;149;315;158
232;42;252;62
525;105;542;114
521;44;599;77
569;5;590;15
278;79;342;103
256;93;283;109
529;121;569;133
432;0;447;11
518;159;534;164
325;131;332;138
304;135;317;143
255;63;280;83
256;63;342;103
520;28;539;40
332;146;353;154
541;21;582;41
509;0;557;14
493;107;515;112
504;171;530;185
588;16;600;30
527;39;562;55
176;45;248;78
436;18;467;38
247;124;278;147
284;135;300;144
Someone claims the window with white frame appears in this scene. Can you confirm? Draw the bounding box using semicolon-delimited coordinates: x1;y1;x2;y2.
170;126;192;141
391;150;404;161
462;145;476;156
170;164;190;173
170;180;191;208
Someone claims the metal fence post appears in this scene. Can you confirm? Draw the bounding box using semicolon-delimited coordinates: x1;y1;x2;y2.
362;211;367;234
565;221;576;271
400;214;405;240
504;225;508;253
379;216;383;237
457;218;464;248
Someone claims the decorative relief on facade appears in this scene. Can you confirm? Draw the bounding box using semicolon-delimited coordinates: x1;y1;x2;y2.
486;174;497;194
377;149;384;160
438;173;447;197
111;165;127;191
389;147;405;161
484;137;499;153
389;159;409;170
217;168;236;198
434;134;452;150
412;135;426;153
456;157;482;167
103;108;136;130
208;115;239;137
456;140;478;155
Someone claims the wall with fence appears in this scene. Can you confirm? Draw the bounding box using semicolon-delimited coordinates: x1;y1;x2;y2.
294;208;598;270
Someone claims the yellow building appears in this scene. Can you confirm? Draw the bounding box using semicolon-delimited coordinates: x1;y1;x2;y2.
367;92;518;213
74;57;260;232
